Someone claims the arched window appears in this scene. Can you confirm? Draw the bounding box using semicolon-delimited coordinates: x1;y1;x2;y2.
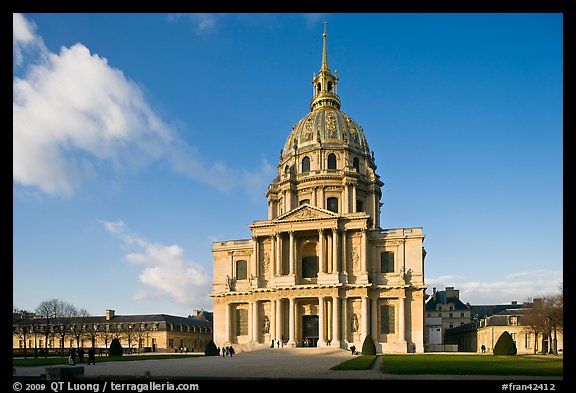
353;157;360;172
327;81;333;92
236;260;247;280
284;165;290;174
327;153;337;170
327;197;339;213
301;156;310;173
356;200;364;212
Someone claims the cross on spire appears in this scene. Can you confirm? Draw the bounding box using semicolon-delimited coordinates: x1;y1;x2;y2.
322;20;328;35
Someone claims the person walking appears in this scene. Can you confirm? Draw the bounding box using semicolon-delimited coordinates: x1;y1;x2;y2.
78;347;85;363
87;347;96;365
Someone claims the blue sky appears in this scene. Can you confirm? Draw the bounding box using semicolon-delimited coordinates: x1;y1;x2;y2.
13;13;563;317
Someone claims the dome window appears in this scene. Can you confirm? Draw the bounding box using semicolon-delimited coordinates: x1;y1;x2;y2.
327;197;339;213
301;156;311;173
327;153;337;170
353;157;360;172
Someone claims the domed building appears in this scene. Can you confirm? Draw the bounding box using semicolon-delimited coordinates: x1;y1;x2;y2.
211;30;426;354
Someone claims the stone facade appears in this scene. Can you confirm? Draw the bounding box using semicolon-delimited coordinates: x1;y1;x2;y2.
13;309;213;354
211;31;426;354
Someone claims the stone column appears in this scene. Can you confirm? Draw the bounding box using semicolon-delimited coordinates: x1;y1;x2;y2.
270;235;276;276
373;191;379;229
371;298;378;341
318;229;324;274
289;231;295;275
352;184;357;213
288;298;296;346
332;228;339;274
276;233;282;275
225;302;232;344
270;299;276;343
319;186;325;209
275;299;283;343
318;296;326;346
361;296;369;343
398;295;406;344
360;229;368;275
341;230;347;275
332;295;340;347
341;297;348;343
251;236;258;281
252;301;259;343
343;183;349;214
311;186;317;206
248;301;253;342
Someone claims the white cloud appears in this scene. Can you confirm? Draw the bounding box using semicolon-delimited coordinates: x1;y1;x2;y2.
426;269;563;304
167;13;223;34
13;32;173;196
101;220;212;309
13;13;275;199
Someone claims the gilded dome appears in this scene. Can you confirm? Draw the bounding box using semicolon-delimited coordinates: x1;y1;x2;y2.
283;108;370;155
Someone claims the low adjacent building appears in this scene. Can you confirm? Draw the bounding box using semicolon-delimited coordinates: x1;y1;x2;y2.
13;309;213;354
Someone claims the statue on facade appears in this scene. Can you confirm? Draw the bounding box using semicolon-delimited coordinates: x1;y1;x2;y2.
225;275;232;291
263;316;270;334
352;313;359;332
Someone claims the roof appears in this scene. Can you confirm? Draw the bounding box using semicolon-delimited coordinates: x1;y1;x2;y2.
13;313;212;329
470;303;527;319
425;291;469;311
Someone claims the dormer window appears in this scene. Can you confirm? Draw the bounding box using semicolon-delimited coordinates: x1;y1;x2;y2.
301;156;310;173
327;153;337;170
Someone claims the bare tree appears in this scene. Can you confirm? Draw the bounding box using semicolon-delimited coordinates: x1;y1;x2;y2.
523;286;563;355
35;299;60;357
13;310;33;358
70;308;91;349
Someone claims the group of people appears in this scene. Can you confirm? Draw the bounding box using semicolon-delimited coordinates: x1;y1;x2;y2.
68;347;96;365
217;346;235;357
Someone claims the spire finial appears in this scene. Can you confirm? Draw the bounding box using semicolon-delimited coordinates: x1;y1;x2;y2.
322;21;329;70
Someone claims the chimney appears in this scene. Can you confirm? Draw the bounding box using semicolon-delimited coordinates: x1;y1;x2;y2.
105;309;115;321
511;300;517;306
432;287;437;301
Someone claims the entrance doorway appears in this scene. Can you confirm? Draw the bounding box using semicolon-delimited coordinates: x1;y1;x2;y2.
302;315;319;347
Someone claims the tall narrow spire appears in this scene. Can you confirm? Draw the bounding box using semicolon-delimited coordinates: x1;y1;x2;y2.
310;22;340;111
322;21;329;70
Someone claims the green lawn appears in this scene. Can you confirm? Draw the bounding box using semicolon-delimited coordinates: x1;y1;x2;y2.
330;355;377;370
13;354;202;368
380;354;562;376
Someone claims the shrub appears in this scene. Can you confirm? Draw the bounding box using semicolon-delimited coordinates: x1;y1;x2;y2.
108;338;123;356
361;334;377;355
204;339;219;356
493;331;517;355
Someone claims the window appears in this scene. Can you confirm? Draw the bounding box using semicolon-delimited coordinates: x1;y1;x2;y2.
236;260;247;280
380;251;394;273
510;316;518;326
511;333;516;344
299;199;310;205
380;305;396;334
327;81;333;92
284;165;290;174
525;333;532;348
356;200;364;212
236;309;248;336
327;197;338;213
352;157;360;172
460;312;465;318
449;313;453;318
327;153;337;169
302;256;319;278
301;156;310;173
437;313;441;318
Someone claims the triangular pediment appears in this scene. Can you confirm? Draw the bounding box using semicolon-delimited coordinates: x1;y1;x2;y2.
276;204;339;222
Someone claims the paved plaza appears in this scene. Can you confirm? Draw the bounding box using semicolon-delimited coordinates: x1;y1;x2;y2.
13;348;562;381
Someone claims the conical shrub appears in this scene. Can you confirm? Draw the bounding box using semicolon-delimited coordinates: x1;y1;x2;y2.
204;339;219;356
361;334;377;355
493;331;517;355
108;338;123;356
